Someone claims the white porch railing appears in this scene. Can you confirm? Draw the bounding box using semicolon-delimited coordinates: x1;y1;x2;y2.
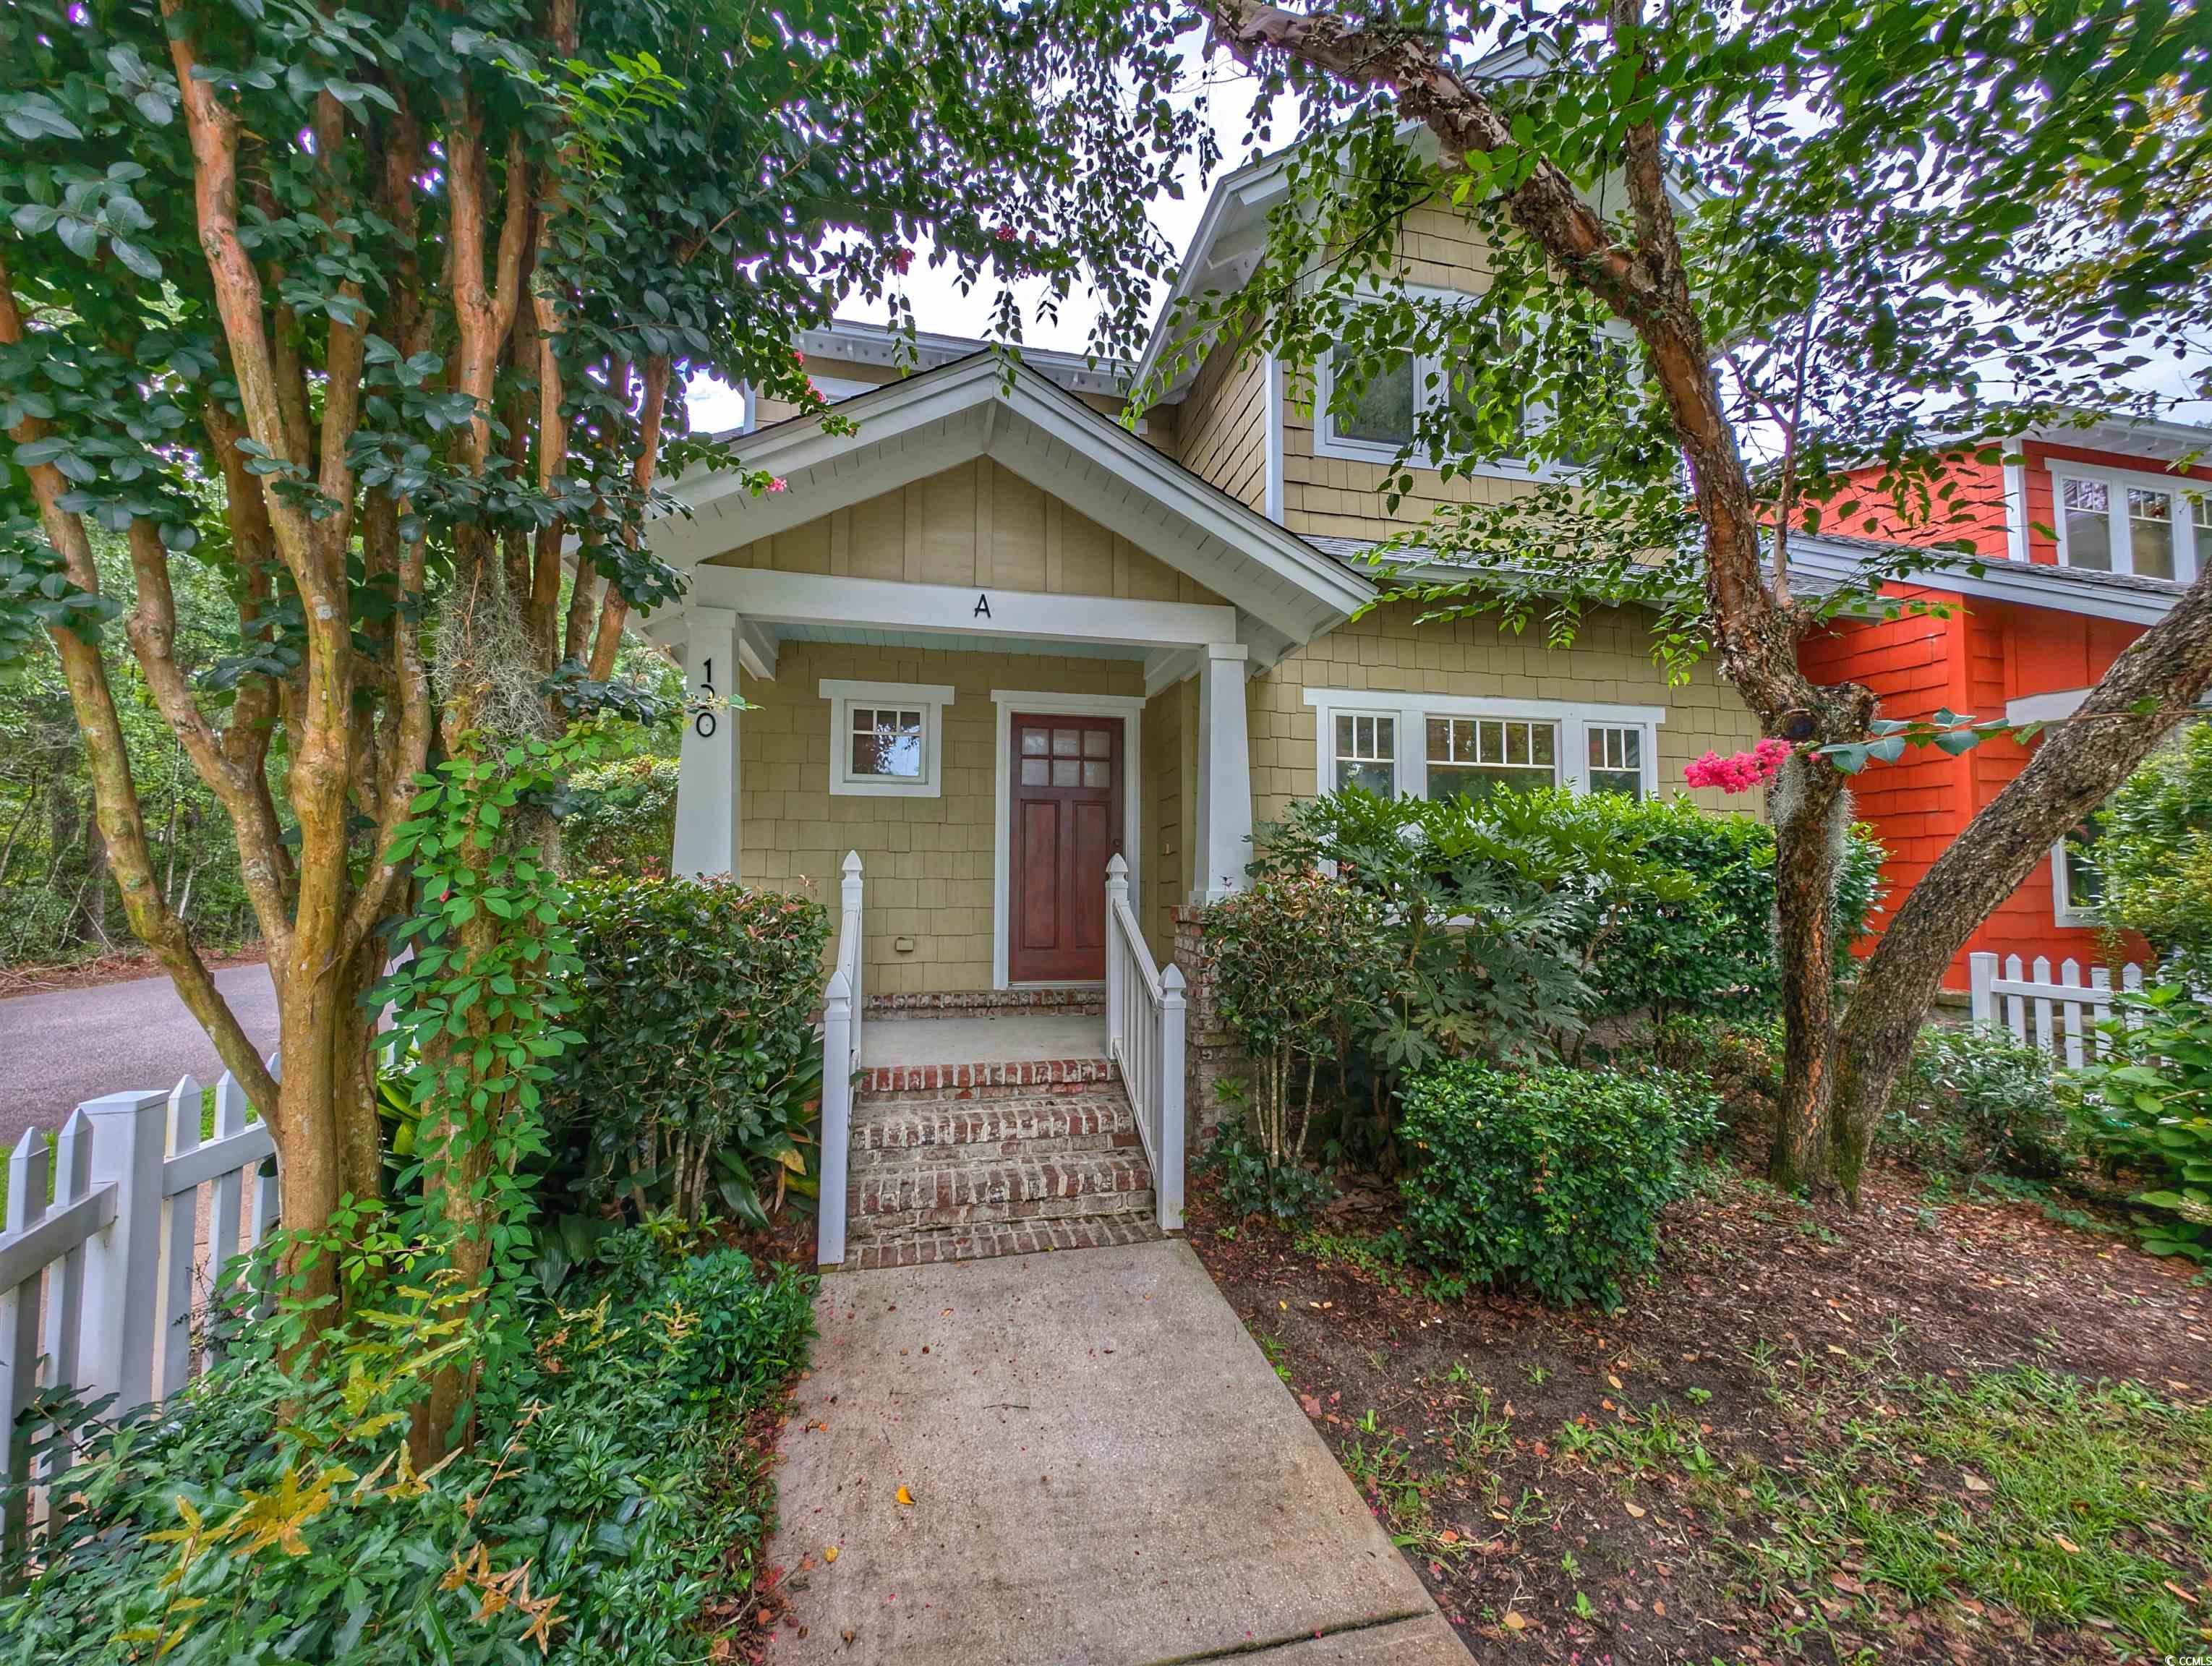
2;1058;281;1547
1104;854;1186;1232
817;851;863;1267
1968;950;2145;1067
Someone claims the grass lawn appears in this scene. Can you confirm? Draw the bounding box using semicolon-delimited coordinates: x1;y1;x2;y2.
1190;1163;2212;1663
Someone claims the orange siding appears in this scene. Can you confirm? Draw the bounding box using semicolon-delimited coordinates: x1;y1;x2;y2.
1804;598;2148;991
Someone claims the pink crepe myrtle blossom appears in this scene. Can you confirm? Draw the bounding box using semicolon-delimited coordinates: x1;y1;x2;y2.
887;247;914;275
766;477;788;494
1682;735;1792;794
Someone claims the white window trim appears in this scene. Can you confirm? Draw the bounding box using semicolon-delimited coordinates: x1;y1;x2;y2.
988;691;1145;991
1302;689;1665;801
2049;461;2205;583
2051;834;2100;929
820;678;954;798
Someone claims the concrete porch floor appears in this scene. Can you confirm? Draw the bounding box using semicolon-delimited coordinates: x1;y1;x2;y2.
861;1010;1109;1067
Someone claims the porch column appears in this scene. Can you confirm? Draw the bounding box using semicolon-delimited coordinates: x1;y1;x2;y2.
1195;641;1251;902
672;605;741;879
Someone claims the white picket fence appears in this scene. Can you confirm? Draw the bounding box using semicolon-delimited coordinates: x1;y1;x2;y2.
1968;951;2145;1067
0;1057;280;1544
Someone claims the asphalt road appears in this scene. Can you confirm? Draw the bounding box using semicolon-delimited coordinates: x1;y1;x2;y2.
0;962;281;1150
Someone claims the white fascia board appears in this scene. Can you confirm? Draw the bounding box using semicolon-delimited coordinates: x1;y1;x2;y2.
1786;537;2184;628
692;565;1238;649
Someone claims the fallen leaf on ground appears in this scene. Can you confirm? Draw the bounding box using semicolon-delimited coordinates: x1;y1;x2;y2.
823;1546;839;1563
895;1486;914;1507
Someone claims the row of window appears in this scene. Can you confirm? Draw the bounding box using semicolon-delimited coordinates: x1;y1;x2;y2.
2057;471;2211;583
1325;701;1654;803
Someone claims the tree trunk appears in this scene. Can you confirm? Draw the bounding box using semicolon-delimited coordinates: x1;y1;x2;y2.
1767;759;1850;1190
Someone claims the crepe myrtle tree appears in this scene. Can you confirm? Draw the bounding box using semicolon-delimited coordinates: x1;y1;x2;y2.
0;0;1203;1310
1155;0;2212;1197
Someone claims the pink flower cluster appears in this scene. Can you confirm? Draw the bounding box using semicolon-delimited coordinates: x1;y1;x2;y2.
1683;736;1792;794
887;247;914;275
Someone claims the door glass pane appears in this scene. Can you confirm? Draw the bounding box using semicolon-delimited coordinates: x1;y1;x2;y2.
2062;477;2111;571
1333;351;1415;446
1020;728;1049;756
2129;488;2176;579
1021;757;1049;786
1051;759;1080;787
1082;729;1111;758
1082;761;1110;787
1051;728;1080;757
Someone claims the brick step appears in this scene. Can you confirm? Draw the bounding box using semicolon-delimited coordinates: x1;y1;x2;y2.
847;1216;1163;1270
849;1093;1137;1158
858;1056;1116;1098
851;1150;1153;1220
865;988;1103;1018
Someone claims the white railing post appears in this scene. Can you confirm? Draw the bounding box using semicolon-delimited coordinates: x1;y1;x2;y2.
1158;965;1187;1233
841;850;864;1068
1104;853;1130;1057
1968;952;1998;1030
75;1090;167;1419
819;969;853;1268
40;1108;90;1463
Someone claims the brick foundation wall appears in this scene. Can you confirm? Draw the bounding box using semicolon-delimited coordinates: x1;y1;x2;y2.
1172;905;1246;1145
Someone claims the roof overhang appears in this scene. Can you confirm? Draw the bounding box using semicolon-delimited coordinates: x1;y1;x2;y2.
1787;534;2187;628
651;354;1373;657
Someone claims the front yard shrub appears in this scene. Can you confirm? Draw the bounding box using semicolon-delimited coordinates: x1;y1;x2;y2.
1201;869;1395;1172
1886;1023;2073;1182
545;873;829;1241
0;1236;816;1664
1398;1061;1720;1307
1200;1119;1337;1223
2070;986;2212;1263
2094;720;2212;984
564;753;680;873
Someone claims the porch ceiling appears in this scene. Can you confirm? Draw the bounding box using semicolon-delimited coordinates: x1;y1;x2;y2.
649;354;1372;652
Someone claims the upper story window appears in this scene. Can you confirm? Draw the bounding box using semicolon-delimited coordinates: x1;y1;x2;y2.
2053;466;2205;583
821;679;952;797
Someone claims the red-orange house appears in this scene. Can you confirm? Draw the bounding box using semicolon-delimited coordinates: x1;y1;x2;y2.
1793;417;2210;991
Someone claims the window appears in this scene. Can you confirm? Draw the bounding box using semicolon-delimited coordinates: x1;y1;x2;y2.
850;706;924;780
1332;352;1416;448
1332;713;1396;796
1425;717;1558;802
1586;725;1645;798
1306;691;1663;806
2052;812;2106;928
2052;468;2205;582
2060;477;2111;571
2130;488;2177;581
821;679;952;797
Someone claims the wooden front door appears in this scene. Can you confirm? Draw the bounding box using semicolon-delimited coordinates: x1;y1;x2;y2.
1009;714;1123;983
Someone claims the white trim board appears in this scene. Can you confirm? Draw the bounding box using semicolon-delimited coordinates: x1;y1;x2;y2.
989;691;1145;992
693;565;1239;650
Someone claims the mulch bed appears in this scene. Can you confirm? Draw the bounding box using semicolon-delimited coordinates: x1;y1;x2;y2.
1186;1161;2212;1665
0;946;268;999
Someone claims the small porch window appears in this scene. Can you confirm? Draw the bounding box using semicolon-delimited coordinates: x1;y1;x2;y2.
821;679;953;798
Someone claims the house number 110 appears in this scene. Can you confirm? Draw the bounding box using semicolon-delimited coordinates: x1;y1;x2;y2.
693;655;717;738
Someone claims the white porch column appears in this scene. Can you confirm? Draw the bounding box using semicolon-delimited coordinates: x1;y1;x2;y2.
672;606;741;879
1195;641;1252;902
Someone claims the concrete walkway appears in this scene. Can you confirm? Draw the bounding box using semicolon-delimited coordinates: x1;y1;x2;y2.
766;1239;1469;1666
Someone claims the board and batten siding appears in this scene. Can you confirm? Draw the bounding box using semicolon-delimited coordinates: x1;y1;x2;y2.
701;458;1231;607
1246;602;1765;824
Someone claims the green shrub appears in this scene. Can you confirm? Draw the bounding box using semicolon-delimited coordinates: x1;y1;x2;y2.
1886;1024;2072;1182
1200;1120;1337;1223
545;873;829;1244
1256;787;1885;1030
2096;722;2212;983
2069;986;2212;1263
0;1239;816;1665
1398;1061;1720;1307
1200;869;1395;1174
565;753;680;873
